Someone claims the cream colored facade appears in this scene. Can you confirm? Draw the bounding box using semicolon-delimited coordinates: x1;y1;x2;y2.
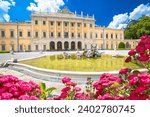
0;8;137;52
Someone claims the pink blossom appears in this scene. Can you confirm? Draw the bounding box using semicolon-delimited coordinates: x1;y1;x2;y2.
62;77;71;84
30;96;39;100
1;92;13;100
61;87;70;93
136;45;146;53
119;68;129;74
138;54;149;62
18;95;30;100
134;85;148;94
66;81;77;87
128;74;138;84
128;49;136;56
75;93;84;100
125;56;131;62
74;87;81;92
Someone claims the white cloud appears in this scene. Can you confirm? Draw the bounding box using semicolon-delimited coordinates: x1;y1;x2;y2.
27;0;65;12
108;3;150;29
0;0;15;22
129;4;150;20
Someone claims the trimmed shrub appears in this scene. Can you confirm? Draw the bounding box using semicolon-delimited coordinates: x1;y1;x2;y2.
118;42;125;49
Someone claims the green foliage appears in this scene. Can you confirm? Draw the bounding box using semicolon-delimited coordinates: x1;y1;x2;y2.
125;16;150;39
0;51;10;53
39;82;56;100
118;42;125;48
49;56;56;61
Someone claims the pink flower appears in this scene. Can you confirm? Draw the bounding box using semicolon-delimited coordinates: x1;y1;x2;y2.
138;94;149;100
66;81;77;86
140;35;149;43
60;92;68;99
61;87;70;93
125;56;131;62
30;96;39;100
62;77;71;84
119;68;129;74
128;74;138;84
97;93;115;100
75;93;84;100
136;45;146;53
128;49;136;56
138;54;149;62
145;43;150;49
1;92;13;99
134;85;148;94
139;72;150;84
19;81;32;92
74;87;81;92
19;95;30;100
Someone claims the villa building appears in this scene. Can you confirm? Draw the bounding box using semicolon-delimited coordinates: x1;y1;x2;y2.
0;8;137;52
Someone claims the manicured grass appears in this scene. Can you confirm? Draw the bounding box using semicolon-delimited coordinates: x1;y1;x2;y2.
20;54;143;72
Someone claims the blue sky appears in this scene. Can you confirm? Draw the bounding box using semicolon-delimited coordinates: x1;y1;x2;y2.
0;0;150;29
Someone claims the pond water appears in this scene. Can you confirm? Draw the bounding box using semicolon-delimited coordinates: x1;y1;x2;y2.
20;54;142;72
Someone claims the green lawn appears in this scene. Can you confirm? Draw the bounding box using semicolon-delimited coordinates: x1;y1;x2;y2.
20;54;143;72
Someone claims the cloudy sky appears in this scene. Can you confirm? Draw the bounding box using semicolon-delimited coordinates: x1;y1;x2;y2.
0;0;150;29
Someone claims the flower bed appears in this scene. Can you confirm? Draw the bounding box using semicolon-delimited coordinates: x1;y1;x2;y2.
0;35;150;100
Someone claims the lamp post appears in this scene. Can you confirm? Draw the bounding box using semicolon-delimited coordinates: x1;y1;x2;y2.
16;19;19;52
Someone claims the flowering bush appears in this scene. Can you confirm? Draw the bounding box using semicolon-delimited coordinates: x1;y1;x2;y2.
0;75;41;100
0;35;150;100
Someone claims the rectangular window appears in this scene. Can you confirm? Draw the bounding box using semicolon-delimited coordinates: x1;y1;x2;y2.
72;33;74;38
43;32;46;38
106;34;108;39
64;32;68;38
58;32;61;37
20;45;23;51
2;44;5;51
65;22;67;27
111;34;113;39
116;34;118;39
19;31;22;37
1;31;5;38
84;33;87;38
78;33;80;38
58;22;61;26
51;32;54;37
84;23;86;27
10;30;14;38
78;23;80;27
43;45;46;51
71;23;74;27
35;20;38;25
28;31;31;37
101;33;103;38
51;22;54;26
96;33;98;38
43;21;46;25
35;32;38;38
90;24;93;28
35;45;38;50
28;45;31;51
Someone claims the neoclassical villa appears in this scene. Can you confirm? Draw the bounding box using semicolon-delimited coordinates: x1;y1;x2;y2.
0;8;137;52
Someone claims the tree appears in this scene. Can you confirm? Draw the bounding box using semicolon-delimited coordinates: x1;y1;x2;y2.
118;42;125;49
125;16;150;39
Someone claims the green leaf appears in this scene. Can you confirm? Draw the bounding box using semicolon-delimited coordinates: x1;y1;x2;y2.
39;82;46;92
46;87;57;94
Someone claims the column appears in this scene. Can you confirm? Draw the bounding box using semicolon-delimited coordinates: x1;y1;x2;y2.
55;20;57;39
82;22;85;49
47;20;49;39
69;21;71;39
62;21;64;39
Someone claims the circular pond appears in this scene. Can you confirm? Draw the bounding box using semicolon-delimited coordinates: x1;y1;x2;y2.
20;54;143;72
